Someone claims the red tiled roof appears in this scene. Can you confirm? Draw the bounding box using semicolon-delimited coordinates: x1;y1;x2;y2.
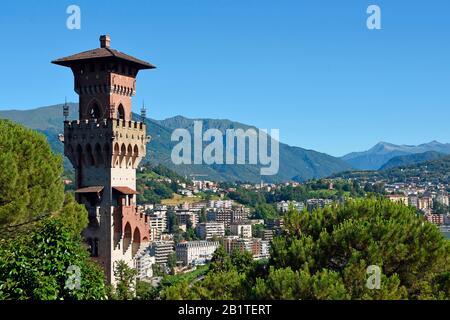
113;186;139;195
52;47;155;70
75;186;104;193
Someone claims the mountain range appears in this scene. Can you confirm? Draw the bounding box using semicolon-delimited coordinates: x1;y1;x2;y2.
341;141;450;170
2;104;448;182
0;104;352;183
379;151;447;170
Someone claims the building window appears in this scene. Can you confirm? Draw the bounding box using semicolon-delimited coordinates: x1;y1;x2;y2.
89;102;101;119
117;104;125;120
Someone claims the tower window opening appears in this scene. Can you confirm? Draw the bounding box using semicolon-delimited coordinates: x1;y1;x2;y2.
89;102;101;119
123;223;132;254
117;104;125;120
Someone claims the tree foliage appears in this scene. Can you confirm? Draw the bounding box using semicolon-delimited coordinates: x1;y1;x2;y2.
109;260;138;300
160;198;450;300
0;120;64;233
135;280;159;300
253;203;278;220
0;120;105;300
54;193;89;236
160;247;255;300
265;198;450;299
0;219;106;300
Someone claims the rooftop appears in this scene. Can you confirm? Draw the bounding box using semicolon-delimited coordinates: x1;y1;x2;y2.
52;35;156;70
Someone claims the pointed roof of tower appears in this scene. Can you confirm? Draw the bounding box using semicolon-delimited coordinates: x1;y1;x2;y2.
52;35;156;70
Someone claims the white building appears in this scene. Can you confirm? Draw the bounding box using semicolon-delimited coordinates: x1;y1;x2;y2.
135;252;156;279
436;193;449;207
230;222;252;239
176;241;220;266
276;200;304;213
179;189;194;197
147;210;167;241
197;222;225;240
208;199;234;209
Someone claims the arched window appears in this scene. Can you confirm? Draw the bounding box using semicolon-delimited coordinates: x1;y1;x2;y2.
113;143;120;167
123;223;132;254
117;104;125;120
120;144;127;156
132;227;141;257
89;102;101;119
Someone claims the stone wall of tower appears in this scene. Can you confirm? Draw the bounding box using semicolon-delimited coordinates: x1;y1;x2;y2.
71;64;137;121
56;35;155;284
64;119;147;185
64;118;150;283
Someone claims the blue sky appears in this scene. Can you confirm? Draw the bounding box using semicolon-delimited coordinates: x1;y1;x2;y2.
0;0;449;156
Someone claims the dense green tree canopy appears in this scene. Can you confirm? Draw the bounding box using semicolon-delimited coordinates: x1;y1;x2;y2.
0;120;64;233
253;203;278;220
109;260;137;300
0;120;104;300
160;247;254;300
0;219;106;300
265;198;450;299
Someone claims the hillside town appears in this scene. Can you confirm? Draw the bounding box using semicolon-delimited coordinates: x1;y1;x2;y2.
126;171;450;284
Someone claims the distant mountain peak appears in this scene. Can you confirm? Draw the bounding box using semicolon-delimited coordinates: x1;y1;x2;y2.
421;140;443;146
166;115;188;120
370;141;398;153
342;140;450;170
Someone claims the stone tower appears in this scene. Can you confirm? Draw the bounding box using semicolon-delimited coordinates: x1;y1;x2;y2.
52;35;155;283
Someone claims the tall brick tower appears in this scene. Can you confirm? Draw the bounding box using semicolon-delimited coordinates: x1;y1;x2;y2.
52;35;155;283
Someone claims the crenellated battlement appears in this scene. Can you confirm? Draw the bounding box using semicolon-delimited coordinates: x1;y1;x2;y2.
63;118;149;170
65;118;146;130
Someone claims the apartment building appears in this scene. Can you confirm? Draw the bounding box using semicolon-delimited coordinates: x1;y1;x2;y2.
196;222;225;240
148;240;175;265
176;241;220;266
230;222;252;239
